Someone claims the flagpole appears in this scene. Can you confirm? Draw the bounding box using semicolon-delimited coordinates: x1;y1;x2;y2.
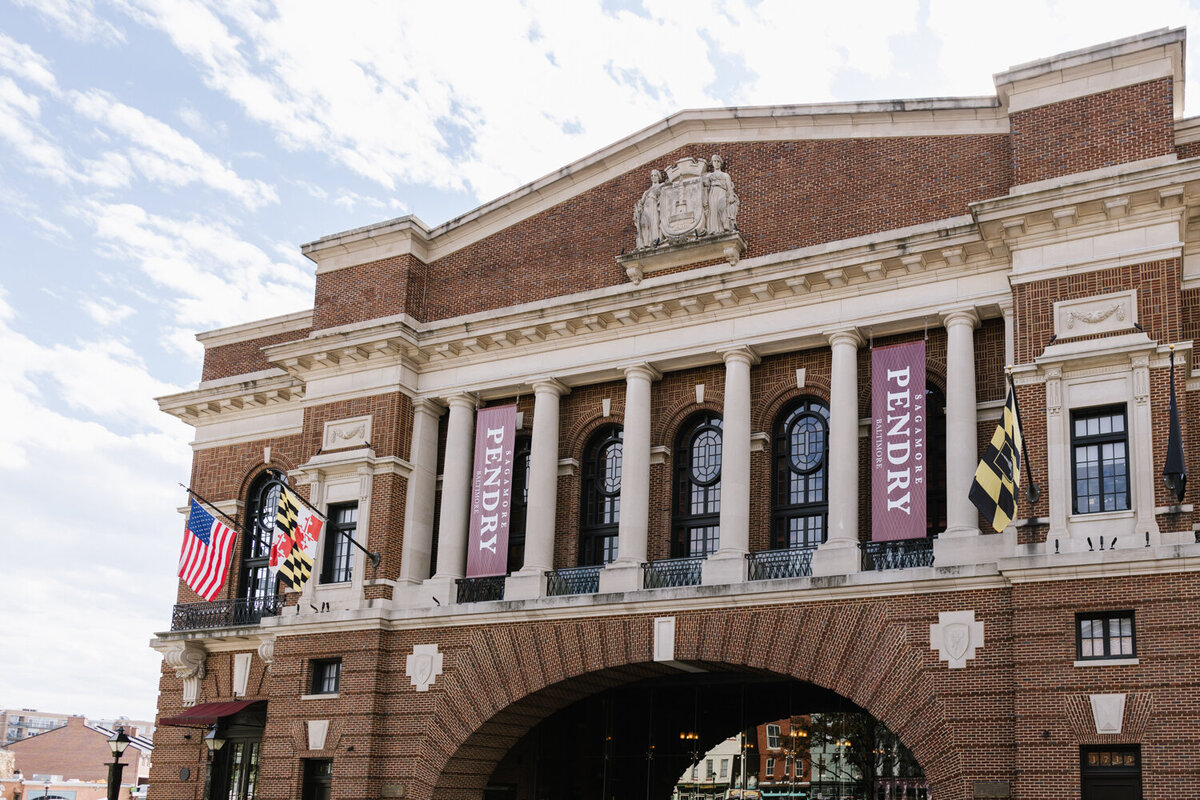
179;483;244;533
263;477;382;569
1005;369;1041;506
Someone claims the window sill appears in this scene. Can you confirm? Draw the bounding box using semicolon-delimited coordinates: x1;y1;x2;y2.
300;693;340;700
1068;509;1134;523
316;581;352;588
1073;658;1139;667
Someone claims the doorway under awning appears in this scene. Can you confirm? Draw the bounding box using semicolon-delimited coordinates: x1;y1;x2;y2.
159;700;265;728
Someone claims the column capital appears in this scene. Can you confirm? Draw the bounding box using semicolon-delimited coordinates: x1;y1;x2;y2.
826;328;864;349
717;345;761;366
619;361;662;382
941;307;980;330
443;392;478;411
527;377;570;396
413;397;446;416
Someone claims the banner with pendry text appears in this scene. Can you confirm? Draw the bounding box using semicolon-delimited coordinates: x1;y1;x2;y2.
871;341;927;541
466;404;518;577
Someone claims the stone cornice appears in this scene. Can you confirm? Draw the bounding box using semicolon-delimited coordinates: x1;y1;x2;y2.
196;310;313;349
157;372;305;424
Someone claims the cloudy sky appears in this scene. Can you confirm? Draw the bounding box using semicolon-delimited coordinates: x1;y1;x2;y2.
3;0;1200;723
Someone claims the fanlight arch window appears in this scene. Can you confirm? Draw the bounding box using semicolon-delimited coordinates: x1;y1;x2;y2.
240;470;285;601
771;398;830;548
672;412;722;557
580;425;623;566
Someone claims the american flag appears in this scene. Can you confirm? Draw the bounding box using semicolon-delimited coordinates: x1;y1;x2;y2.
178;498;236;600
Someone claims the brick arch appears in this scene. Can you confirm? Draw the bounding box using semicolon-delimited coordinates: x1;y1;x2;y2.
563;412;624;461
420;602;969;800
653;396;725;449
755;380;832;433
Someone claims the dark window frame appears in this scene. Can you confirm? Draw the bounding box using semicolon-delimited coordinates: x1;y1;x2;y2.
1070;405;1130;515
301;758;332;800
580;425;623;566
319;503;357;584
310;658;342;695
1076;611;1136;660
672;412;723;558
505;435;532;575
239;471;286;602
771;398;830;549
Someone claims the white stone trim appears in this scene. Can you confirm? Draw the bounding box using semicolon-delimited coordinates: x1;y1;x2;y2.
307;720;330;751
405;644;443;691
1003;53;1176;114
232;652;252;698
323;415;372;450
1089;693;1127;734
929;610;984;669
299;693;340;700
1053;290;1138;340
1074;658;1139;667
196;310;313;348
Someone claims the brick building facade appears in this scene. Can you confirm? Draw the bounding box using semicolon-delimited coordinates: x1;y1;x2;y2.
151;29;1200;800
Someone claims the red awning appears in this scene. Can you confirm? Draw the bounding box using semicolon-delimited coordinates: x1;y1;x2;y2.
159;700;261;728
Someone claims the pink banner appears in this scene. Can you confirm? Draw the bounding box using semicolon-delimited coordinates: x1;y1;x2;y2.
871;341;927;541
466;404;518;577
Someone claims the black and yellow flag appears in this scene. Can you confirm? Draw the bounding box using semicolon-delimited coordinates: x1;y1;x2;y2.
969;386;1024;532
271;485;323;592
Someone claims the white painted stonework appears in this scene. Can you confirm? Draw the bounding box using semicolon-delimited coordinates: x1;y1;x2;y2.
930;610;984;669
232;652;252;697
307;719;330;751
164;641;206;707
1090;693;1127;734
653;616;676;662
324;415;372;450
1053;290;1137;340
406;644;444;692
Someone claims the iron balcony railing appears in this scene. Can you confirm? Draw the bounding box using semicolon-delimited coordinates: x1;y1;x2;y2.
455;576;506;603
546;565;602;596
642;556;705;589
862;538;935;571
170;595;281;631
746;546;817;580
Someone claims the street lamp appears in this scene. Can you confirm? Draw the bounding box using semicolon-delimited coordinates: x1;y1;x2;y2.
106;727;131;800
203;727;226;800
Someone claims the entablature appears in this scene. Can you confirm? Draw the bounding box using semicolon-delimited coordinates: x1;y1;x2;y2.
158;372;305;424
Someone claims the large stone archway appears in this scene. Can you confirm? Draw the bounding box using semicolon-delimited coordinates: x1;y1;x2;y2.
411;596;1010;800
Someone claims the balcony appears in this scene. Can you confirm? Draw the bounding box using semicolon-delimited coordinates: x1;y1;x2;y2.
546;565;602;596
862;538;935;571
170;595;281;631
642;556;705;589
456;576;506;603
747;546;816;580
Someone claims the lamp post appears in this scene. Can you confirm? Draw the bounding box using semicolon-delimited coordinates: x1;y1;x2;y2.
106;727;131;800
12;770;21;800
203;727;226;800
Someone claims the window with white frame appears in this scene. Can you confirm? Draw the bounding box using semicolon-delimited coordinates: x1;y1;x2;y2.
766;723;781;749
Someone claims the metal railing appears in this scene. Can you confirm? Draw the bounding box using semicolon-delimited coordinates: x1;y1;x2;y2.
171;595;281;631
546;565;602;596
746;546;817;580
862;538;935;571
455;576;506;603
642;556;705;589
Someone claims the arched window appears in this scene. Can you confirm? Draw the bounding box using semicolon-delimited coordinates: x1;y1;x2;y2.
771;398;830;548
925;385;947;537
580;425;623;566
506;436;532;574
240;470;284;601
672;412;722;557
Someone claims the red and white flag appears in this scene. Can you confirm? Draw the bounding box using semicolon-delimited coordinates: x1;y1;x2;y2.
178;499;237;600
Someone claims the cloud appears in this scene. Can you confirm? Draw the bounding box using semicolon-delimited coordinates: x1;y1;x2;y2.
12;0;126;45
82;296;136;326
72;89;279;208
0;32;61;91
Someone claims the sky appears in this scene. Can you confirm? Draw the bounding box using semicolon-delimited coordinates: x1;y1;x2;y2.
3;0;1200;724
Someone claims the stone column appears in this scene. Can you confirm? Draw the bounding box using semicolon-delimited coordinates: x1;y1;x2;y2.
600;363;660;594
397;399;444;591
812;329;863;577
507;378;569;600
427;393;476;602
703;346;758;585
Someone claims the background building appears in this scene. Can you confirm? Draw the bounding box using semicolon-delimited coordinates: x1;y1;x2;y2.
150;28;1200;800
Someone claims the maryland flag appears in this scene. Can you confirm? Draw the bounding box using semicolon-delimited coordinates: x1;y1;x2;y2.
969;385;1024;533
269;485;325;592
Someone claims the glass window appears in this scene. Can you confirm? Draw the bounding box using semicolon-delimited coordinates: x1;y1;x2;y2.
1071;407;1129;514
580;426;623;566
301;759;332;800
673;413;722;557
765;757;775;777
771;399;830;549
320;504;357;584
506;436;532;574
706;759;714;779
719;759;728;778
240;472;285;602
766;723;782;749
311;658;342;694
1077;612;1136;660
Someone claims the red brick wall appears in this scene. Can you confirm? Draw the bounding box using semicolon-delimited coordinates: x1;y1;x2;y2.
1009;79;1174;185
201;327;312;382
6;717;145;782
312;253;427;330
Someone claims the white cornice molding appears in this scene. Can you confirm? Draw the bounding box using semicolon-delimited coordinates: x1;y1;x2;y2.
158;373;305;424
302;102;1006;274
196;310;313;349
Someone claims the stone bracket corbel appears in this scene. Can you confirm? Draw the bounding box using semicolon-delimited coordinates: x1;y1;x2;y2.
165;640;207;707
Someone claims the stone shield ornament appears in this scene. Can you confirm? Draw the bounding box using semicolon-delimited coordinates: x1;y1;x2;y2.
406;643;444;692
930;610;984;669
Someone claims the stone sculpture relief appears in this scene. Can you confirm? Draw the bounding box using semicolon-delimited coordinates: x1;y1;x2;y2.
633;156;740;249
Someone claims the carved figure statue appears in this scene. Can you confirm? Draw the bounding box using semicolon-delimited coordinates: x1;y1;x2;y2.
704;154;739;234
634;169;664;248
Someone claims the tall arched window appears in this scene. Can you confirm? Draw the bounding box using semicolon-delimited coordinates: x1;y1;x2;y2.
771;398;830;548
925;385;947;538
580;425;623;566
672;412;722;557
240;471;284;601
506;436;532;574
